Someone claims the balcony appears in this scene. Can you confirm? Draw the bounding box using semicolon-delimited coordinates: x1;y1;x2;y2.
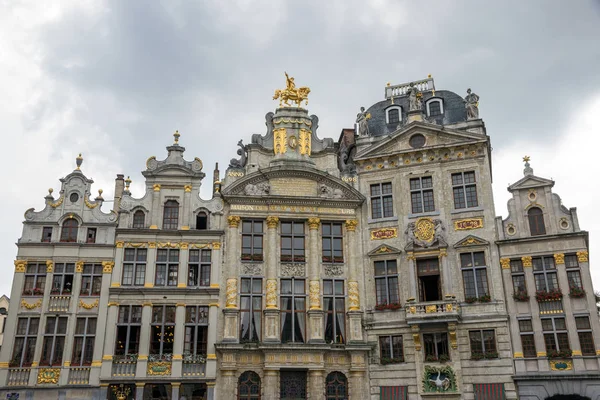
182;354;207;377
111;355;137;377
68;367;91;385
48;295;71;312
539;299;564;315
405;300;460;325
7;368;30;386
147;354;172;376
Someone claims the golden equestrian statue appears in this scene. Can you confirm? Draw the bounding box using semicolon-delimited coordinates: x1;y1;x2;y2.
273;72;311;107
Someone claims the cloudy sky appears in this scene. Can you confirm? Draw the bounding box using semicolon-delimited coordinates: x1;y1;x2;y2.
1;0;599;298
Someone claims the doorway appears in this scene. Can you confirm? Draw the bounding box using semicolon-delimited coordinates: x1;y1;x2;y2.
280;370;307;400
417;258;442;302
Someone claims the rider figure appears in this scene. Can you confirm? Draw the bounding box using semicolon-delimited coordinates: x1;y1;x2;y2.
285;72;296;91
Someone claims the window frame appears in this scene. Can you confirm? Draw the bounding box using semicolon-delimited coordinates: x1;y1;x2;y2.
518;319;536;358
370;182;394;219
41;226;53;243
162;200;180;230
71;317;97;366
426;98;444;117
155;248;179;287
385;106;402;124
532;256;559;292
566;255;583;291
379;335;404;364
40;316;68;366
188;249;211;287
60;219;79;242
196;211;208;230
322;222;343;264
280;221;306;263
510;259;527;296
410;176;435;214
10;317;39;367
238;371;261;400
51;263;75;295
132;210;146;229
542;316;570;354
325;371;348;400
240;277;263;343
468;329;498;358
451;171;478;210
23;262;47;296
460;252;489;300
80;263;103;296
575;316;595;356
184;306;209;357
86;228;97;244
122;248;147;286
115;305;142;355
280;278;306;343
374;259;399;307
323;279;346;344
423;332;450;361
528;207;546;236
241;220;264;262
150;305;176;357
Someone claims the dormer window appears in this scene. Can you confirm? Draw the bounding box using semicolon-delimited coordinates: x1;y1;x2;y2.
60;219;79;242
133;210;145;229
385;106;402;124
42;227;53;243
163;200;179;230
528;207;546;236
196;211;208;230
426;99;444;117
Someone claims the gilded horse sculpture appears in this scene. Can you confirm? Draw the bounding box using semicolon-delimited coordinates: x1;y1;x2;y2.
273;72;311;107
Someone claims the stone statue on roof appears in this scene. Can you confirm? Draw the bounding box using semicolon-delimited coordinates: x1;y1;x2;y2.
356;107;371;136
407;83;422;111
464;88;480;119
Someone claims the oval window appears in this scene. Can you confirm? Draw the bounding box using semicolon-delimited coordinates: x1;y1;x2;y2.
409;134;426;148
69;193;79;203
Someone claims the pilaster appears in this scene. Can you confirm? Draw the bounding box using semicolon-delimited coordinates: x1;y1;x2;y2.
111;246;124;287
100;303;119;379
150;184;161;229
206;305;218;378
263;369;279;400
172;304;186;377
345;219;360;311
135;303;153;377
145;245;157;288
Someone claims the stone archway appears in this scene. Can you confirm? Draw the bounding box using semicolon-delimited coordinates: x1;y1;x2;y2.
546;396;591;400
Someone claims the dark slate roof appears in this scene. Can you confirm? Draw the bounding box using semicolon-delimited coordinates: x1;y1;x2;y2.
364;90;468;137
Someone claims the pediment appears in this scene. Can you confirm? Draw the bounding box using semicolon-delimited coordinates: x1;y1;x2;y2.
368;244;402;257
355;122;487;160
221;166;365;204
508;175;555;192
453;235;489;248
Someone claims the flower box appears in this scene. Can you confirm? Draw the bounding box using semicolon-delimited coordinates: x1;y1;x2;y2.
478;295;491;303
535;288;563;302
380;357;404;365
547;349;572;359
465;297;478;304
513;291;530;302
425;354;450;363
569;287;586;298
375;302;402;311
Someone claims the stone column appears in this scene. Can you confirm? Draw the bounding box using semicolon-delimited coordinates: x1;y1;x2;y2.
150;184;161;229
178;243;189;288
264;216;280;342
206;381;216;400
345;219;363;343
145;243;157;288
223;216;241;342
136;303;153;377
171;382;180;400
307;218;324;343
407;253;417;300
308;369;324;399
205;305;219;379
263;369;279;400
172;304;186;377
100;302;119;379
349;370;367;400
136;382;145;400
210;241;222;288
181;185;192;230
439;248;451;296
111;245;124;287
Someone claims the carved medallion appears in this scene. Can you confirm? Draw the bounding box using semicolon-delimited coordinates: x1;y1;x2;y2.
415;218;435;243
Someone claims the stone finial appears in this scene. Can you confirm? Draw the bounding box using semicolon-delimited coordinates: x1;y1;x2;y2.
96;189;104;201
173;130;180;144
125;176;131;190
76;153;83;170
523;155;533;176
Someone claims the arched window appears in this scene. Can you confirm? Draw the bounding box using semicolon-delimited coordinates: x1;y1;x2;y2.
132;210;145;228
528;207;546;236
385;106;402;124
196;211;208;230
60;219;79;242
426;99;444;117
238;371;261;400
163;200;179;230
326;372;347;400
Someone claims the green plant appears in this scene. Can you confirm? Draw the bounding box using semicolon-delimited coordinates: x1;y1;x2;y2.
569;287;586;298
465;297;478;304
513;290;530;302
380;356;404;365
478;294;491;303
535;288;563;302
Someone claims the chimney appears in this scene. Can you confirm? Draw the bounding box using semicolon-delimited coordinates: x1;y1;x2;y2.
113;174;125;213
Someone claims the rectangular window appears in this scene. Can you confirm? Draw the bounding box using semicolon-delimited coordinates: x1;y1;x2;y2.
370;182;393;219
40;316;68;366
115;305;142;355
80;263;103;296
240;277;262;343
519;319;536;358
242;220;264;261
429;101;442;116
511;259;527;295
150;306;176;356
324;279;345;344
280;278;306;343
281;221;305;262
542;317;570;356
379;335;404;363
188;249;211;287
51;263;74;295
410;177;435;214
122;248;147;286
10;317;39;367
322;222;343;263
417;258;441;302
576;316;595;356
423;332;449;361
452;171;478;209
533;256;558;291
461;252;489;300
469;330;498;358
374;260;399;307
184;306;209;357
86;228;97;244
155;249;179;287
565;254;579;268
42;227;53;242
72;317;96;366
23;262;46;296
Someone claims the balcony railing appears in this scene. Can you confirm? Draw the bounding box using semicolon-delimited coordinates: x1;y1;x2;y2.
539;299;564;315
385;77;435;98
405;299;460;324
182;355;206;377
48;295;71;312
68;367;91;385
112;354;137;377
7;368;30;386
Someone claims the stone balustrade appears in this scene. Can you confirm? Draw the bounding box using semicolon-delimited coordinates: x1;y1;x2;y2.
404;299;460;325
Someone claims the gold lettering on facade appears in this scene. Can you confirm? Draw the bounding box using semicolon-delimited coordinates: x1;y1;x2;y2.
454;218;483;231
370;228;398;240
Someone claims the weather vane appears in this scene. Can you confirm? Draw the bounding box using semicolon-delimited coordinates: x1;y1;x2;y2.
273;72;311;107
